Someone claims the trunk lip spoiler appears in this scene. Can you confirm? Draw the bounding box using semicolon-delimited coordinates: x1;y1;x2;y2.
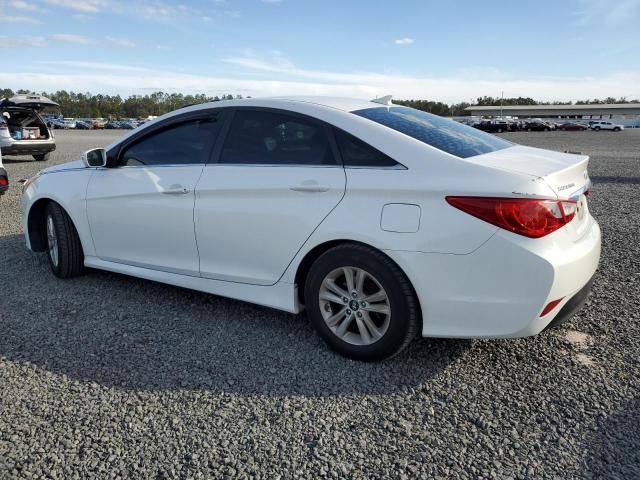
566;179;591;202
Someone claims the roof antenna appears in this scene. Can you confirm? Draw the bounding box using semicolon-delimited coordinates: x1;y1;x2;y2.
371;95;393;106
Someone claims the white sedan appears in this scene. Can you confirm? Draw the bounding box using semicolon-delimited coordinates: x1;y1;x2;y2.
21;96;601;361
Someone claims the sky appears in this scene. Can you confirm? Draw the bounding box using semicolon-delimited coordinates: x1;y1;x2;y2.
1;0;639;103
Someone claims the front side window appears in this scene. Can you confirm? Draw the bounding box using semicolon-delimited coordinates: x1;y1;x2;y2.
219;110;336;166
353;106;512;159
119;117;220;167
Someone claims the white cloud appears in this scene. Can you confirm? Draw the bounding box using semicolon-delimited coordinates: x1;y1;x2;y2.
0;35;47;48
394;37;415;45
43;0;110;13
573;0;640;25
105;36;136;48
0;34;136;48
7;0;37;10
50;33;92;44
0;13;39;22
3;59;639;103
39;61;148;72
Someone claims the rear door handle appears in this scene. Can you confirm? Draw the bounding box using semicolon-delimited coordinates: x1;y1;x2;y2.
161;184;190;195
289;181;330;193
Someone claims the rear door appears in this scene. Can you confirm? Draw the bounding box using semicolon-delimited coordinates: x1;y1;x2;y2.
86;112;224;275
194;108;346;285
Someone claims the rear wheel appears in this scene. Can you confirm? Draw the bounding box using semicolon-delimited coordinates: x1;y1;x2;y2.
304;244;419;361
594;126;601;131
614;127;621;132
45;202;84;278
33;153;50;162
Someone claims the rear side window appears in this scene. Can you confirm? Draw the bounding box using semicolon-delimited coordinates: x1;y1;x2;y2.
119;117;221;167
219;110;336;166
334;128;400;168
353;106;512;159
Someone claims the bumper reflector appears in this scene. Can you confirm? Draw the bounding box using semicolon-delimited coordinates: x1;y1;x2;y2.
540;298;565;317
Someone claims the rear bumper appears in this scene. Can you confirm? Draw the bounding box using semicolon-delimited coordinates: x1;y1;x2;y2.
543;275;595;331
1;142;56;156
385;215;601;338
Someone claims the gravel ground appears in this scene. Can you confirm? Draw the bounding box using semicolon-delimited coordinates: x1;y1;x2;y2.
1;129;639;479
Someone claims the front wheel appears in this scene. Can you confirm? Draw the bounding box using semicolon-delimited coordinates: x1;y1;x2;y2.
594;126;601;131
45;202;84;278
304;244;419;361
614;127;621;132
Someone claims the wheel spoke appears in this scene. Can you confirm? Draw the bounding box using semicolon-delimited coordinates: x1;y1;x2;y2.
319;290;345;305
363;289;387;304
323;278;349;299
355;268;365;294
355;315;372;344
336;312;354;337
361;311;383;340
362;303;390;316
325;308;347;328
343;267;355;292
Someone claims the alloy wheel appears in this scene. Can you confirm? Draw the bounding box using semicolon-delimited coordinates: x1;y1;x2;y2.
318;266;391;346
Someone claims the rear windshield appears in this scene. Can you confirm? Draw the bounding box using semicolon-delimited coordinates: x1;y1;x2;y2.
353;106;512;159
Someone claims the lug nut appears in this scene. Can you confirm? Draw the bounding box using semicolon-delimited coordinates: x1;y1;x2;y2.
351;291;358;298
343;297;349;303
346;309;351;315
357;312;362;318
360;301;366;307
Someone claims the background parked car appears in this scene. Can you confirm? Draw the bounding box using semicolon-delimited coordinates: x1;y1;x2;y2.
559;122;588;131
524;121;551;131
590;120;623;131
476;119;509;133
74;120;91;130
0;94;57;161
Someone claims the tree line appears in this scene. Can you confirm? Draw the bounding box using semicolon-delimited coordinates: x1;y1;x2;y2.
0;88;244;119
1;88;638;118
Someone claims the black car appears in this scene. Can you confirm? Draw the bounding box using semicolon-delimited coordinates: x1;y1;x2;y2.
476;120;509;133
524;121;551;131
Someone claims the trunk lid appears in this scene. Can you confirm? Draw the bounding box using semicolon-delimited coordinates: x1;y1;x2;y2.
466;145;590;199
0;94;59;111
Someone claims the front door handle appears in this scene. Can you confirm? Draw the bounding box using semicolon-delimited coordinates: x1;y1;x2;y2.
289;181;330;193
161;184;190;195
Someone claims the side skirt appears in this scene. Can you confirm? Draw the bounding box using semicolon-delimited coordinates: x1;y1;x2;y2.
84;256;300;313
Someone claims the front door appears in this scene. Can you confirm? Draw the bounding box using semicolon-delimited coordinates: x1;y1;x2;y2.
86;115;223;276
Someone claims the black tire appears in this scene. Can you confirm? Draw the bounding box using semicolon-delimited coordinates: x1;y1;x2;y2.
614;127;621;132
45;202;84;278
33;153;50;162
594;126;600;131
304;243;420;361
527;128;532;132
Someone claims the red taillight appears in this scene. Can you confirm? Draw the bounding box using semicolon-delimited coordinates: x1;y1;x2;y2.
540;298;564;317
0;177;8;186
446;196;577;238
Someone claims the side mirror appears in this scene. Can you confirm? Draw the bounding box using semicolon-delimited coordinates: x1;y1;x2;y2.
81;148;107;167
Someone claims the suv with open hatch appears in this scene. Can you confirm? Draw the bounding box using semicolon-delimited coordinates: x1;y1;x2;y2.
0;94;58;162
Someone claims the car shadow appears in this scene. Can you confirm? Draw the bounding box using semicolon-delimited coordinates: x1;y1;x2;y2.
582;398;640;478
0;233;469;396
